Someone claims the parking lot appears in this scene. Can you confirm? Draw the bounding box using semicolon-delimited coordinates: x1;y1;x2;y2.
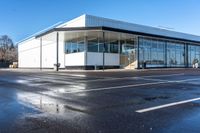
1;68;200;133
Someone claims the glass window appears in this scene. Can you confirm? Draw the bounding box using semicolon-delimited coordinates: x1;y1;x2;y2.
98;43;104;52
139;38;187;68
188;44;200;67
104;43;110;53
65;37;85;54
151;40;157;49
166;42;185;67
71;41;77;53
65;42;71;54
110;40;119;53
77;40;84;52
139;38;165;67
88;38;98;52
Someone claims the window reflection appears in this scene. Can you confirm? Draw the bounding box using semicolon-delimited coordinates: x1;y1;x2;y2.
139;37;186;68
88;38;99;52
188;45;200;67
65;37;85;54
139;38;165;67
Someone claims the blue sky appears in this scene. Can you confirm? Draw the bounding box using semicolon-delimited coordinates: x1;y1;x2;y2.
0;0;200;43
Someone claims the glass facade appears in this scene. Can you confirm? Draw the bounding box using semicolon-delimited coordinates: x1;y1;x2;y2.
64;31;136;54
166;42;185;67
139;38;165;67
64;30;200;69
87;32;120;53
139;37;200;68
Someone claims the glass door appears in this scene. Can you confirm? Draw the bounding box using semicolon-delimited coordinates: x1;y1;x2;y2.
120;43;136;69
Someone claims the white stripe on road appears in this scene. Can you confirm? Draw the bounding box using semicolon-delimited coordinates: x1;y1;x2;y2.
64;77;200;94
79;73;184;83
140;73;184;78
22;76;75;85
64;81;170;94
136;97;200;113
48;73;86;77
25;73;184;83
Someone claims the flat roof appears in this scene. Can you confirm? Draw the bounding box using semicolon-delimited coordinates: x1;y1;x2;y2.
19;14;200;44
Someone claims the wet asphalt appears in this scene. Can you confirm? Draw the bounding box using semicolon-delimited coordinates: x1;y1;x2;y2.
0;68;200;133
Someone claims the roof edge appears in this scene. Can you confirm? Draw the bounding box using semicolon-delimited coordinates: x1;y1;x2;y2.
34;26;200;44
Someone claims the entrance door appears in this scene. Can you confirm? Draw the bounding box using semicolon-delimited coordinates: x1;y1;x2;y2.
120;44;136;69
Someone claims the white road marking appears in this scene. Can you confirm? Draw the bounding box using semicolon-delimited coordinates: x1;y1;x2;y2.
140;73;184;78
174;78;200;82
22;73;184;84
22;75;75;85
48;73;86;77
79;77;139;82
63;77;200;94
64;81;170;94
136;97;200;113
138;77;167;82
18;74;200;94
79;73;184;83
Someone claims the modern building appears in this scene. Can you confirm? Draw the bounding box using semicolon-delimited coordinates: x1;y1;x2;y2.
18;14;200;70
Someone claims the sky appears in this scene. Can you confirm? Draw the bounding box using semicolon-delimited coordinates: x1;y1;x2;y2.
0;0;200;43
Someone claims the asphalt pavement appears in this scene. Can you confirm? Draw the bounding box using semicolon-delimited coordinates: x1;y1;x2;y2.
0;68;200;133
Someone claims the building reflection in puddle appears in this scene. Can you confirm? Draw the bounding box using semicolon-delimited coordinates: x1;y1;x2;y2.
16;86;90;116
42;83;88;96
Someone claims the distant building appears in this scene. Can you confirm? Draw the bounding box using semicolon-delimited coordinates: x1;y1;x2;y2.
18;14;200;70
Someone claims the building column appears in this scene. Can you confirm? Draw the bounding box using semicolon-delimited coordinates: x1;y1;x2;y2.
136;36;140;69
56;32;59;71
165;41;167;67
40;37;42;70
118;37;121;68
103;31;105;71
185;43;189;67
84;36;88;69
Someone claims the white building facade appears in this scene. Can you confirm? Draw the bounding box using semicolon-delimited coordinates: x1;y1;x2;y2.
18;14;200;70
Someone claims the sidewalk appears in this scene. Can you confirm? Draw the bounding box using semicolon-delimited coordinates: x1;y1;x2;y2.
0;67;198;73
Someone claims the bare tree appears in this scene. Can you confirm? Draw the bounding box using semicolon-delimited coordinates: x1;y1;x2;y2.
0;35;16;63
5;46;18;62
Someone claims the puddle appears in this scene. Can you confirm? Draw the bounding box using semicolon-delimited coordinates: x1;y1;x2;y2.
17;91;91;115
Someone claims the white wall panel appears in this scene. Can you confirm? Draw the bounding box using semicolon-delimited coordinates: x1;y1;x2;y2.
87;52;119;66
105;53;120;66
58;41;65;68
41;40;56;68
65;52;85;66
18;38;40;68
87;52;103;66
18;38;40;52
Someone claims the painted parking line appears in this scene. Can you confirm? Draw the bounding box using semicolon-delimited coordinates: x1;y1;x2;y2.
30;74;86;80
64;81;170;94
26;73;184;84
63;77;200;94
137;77;168;82
22;75;76;84
135;97;200;113
140;73;184;78
47;73;86;77
78;73;185;83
